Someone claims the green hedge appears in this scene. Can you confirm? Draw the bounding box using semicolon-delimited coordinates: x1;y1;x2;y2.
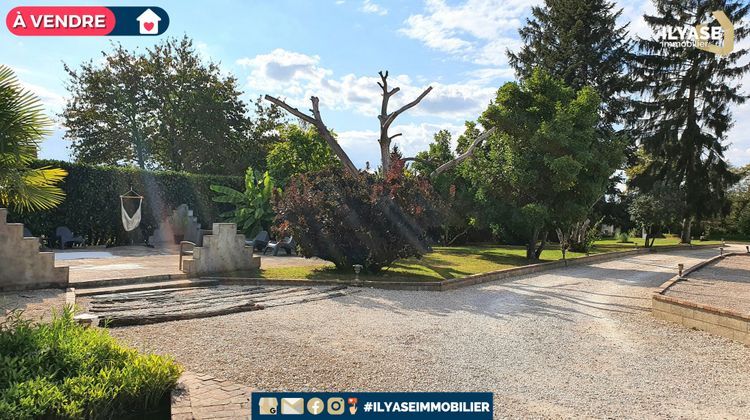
0;308;182;419
9;160;242;246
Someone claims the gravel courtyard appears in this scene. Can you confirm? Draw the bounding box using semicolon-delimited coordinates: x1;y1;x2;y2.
112;247;750;419
665;253;750;314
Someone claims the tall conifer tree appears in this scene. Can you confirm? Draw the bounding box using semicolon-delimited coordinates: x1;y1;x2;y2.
628;0;749;243
508;0;632;126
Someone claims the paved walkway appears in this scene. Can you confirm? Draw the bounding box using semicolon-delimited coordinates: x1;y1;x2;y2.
56;246;184;282
171;372;251;419
55;245;328;283
113;246;750;419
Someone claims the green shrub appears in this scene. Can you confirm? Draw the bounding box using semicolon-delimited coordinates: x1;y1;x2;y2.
8;160;242;246
0;308;182;419
618;232;630;243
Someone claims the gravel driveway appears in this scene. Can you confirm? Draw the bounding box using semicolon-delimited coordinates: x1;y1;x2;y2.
112;247;750;419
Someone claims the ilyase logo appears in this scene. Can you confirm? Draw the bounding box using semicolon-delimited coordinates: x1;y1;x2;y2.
654;9;734;56
6;6;169;36
695;10;734;56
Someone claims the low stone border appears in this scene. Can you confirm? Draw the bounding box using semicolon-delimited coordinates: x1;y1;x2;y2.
652;252;750;346
65;287;76;307
69;273;189;289
207;244;719;292
171;371;252;419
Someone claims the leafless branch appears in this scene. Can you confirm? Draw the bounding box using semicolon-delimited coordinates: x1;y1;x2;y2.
402;156;432;165
376;70;433;175
382;86;433;130
430;127;496;178
264;94;358;175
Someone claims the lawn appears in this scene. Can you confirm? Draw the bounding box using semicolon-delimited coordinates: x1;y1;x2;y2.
259;237;722;282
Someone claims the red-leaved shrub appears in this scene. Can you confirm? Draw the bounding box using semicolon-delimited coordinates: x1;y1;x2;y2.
273;162;441;273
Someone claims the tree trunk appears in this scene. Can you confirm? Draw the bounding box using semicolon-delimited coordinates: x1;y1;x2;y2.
534;230;548;259
379;141;391;174
680;218;692;244
526;228;539;260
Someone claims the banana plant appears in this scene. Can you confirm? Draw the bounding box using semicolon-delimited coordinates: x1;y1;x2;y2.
210;168;279;237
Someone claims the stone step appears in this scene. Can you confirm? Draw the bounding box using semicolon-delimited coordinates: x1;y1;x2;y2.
38;251;55;267
0;208;6;223
76;278;219;296
22;237;40;254
70;273;190;289
3;223;23;239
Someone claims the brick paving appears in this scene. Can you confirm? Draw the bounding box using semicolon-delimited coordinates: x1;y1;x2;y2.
171;371;252;419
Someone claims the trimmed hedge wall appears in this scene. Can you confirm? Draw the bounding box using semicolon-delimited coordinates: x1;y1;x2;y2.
8;160;242;246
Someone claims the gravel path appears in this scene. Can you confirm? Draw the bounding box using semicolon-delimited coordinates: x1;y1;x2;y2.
666;253;750;314
1;289;66;322
112;246;750;419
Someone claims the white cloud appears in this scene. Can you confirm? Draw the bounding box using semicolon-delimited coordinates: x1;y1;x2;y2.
237;48;497;120
361;0;387;16
399;0;539;65
195;41;212;61
20;81;66;112
465;67;515;84
619;0;656;40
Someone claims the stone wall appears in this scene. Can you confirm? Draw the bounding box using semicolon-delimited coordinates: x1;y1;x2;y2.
652;252;750;346
149;204;202;246
653;296;749;345
182;223;259;276
0;208;69;291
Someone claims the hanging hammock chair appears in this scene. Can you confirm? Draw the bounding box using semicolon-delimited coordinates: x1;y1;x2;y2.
120;189;143;232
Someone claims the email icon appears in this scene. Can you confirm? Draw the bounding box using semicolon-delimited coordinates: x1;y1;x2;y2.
281;397;305;415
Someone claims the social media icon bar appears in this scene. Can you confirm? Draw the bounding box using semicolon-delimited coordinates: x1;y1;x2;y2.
253;391;493;418
281;397;305;415
258;397;278;415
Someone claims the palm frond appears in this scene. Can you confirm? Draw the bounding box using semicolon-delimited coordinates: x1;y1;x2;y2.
0;65;66;213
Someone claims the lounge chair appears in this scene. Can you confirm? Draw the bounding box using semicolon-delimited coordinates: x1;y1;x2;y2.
55;226;85;249
263;236;296;256
247;230;270;251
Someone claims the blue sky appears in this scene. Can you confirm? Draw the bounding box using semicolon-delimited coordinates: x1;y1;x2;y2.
3;0;750;169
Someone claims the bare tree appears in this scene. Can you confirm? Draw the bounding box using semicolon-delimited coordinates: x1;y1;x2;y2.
375;71;432;174
265;70;494;178
263;95;358;175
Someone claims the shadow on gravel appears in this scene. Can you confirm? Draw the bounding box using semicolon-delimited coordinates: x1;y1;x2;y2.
332;249;725;322
334;284;646;323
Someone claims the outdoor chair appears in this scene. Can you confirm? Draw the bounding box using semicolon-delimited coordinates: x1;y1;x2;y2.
247;230;270;251
55;226;85;249
263;236;296;256
179;241;195;271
